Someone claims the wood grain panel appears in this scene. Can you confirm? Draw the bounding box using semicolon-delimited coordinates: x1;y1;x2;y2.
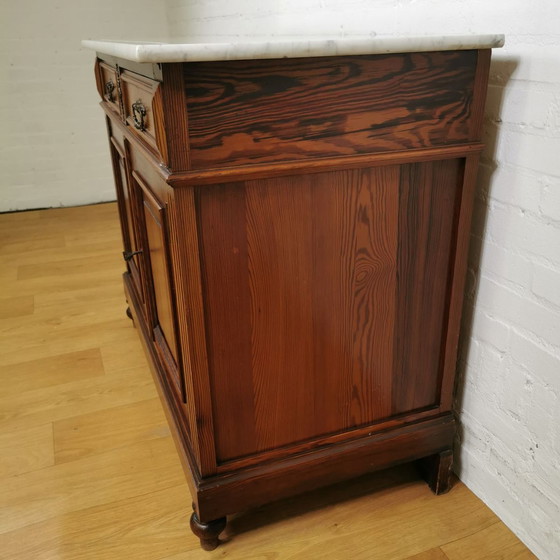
392;159;461;414
199;168;399;462
166;187;217;475
141;186;178;362
439;154;479;411
312;168;398;433
245;177;315;451
185;51;477;168
198;184;258;461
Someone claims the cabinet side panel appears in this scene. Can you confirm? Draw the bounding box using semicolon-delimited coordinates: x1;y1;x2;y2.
311;168;398;433
184;51;477;168
199;169;400;462
392;159;462;414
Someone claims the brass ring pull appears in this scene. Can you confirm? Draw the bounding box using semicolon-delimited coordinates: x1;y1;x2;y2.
104;80;115;103
132;100;147;131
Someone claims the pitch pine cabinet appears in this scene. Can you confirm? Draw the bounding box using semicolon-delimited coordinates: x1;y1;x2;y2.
87;38;501;550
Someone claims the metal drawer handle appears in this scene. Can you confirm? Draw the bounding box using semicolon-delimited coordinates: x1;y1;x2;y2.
123;249;143;261
104;80;115;103
132;100;147;131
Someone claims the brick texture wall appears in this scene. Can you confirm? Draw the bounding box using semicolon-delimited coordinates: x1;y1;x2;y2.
162;2;560;558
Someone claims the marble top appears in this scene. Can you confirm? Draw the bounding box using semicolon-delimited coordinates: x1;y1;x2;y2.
82;35;504;63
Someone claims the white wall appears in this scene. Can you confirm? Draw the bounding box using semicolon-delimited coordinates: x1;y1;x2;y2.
163;2;560;559
0;0;169;211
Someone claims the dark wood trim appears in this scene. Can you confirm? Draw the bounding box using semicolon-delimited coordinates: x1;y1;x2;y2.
168;187;218;476
418;448;454;495
190;513;226;551
161;63;191;171
470;50;492;142
152;86;169;165
167;143;484;187
106;118;130;253
440;154;481;410
195;415;456;521
104;105;483;189
94;58;103;99
96;52;163;82
215;406;443;474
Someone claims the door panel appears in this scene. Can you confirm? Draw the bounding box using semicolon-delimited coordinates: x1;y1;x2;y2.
132;171;182;397
107;122;145;309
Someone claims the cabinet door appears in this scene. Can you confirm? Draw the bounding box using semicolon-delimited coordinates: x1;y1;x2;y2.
107;126;146;310
131;170;183;397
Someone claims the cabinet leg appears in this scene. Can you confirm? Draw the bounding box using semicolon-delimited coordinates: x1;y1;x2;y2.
418;449;454;495
190;512;226;551
126;306;133;320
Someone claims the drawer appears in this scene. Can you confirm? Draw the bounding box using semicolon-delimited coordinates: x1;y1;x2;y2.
120;70;167;163
98;61;120;116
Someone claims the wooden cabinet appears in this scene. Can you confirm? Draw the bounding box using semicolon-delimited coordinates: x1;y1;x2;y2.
91;45;496;551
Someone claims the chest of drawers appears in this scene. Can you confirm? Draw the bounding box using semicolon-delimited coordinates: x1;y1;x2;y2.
86;36;502;550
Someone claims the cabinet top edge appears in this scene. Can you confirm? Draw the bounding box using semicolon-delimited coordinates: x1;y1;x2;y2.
82;34;504;64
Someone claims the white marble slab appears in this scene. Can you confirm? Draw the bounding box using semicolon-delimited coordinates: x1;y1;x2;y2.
82;35;504;63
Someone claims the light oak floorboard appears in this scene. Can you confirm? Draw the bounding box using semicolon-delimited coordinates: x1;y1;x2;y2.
0;365;157;432
100;336;154;374
53;397;170;464
441;522;538;559
0;204;536;559
0;318;137;367
0;484;196;560
0;348;105;398
0;295;34;319
0;423;54;478
0;235;66;256
0;436;185;534
403;549;450;560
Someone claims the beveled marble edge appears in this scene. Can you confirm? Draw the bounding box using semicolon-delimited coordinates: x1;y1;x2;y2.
81;35;504;63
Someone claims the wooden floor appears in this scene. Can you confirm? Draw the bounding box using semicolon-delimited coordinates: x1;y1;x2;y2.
0;203;536;560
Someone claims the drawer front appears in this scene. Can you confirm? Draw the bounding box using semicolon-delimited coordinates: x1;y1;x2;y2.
98;61;120;116
120;71;167;163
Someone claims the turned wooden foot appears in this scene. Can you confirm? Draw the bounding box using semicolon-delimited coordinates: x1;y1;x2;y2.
190;512;226;551
126;306;133;320
418;449;454;495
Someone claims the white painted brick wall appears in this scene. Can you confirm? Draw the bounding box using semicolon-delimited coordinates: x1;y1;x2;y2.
0;0;169;212
162;2;560;558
